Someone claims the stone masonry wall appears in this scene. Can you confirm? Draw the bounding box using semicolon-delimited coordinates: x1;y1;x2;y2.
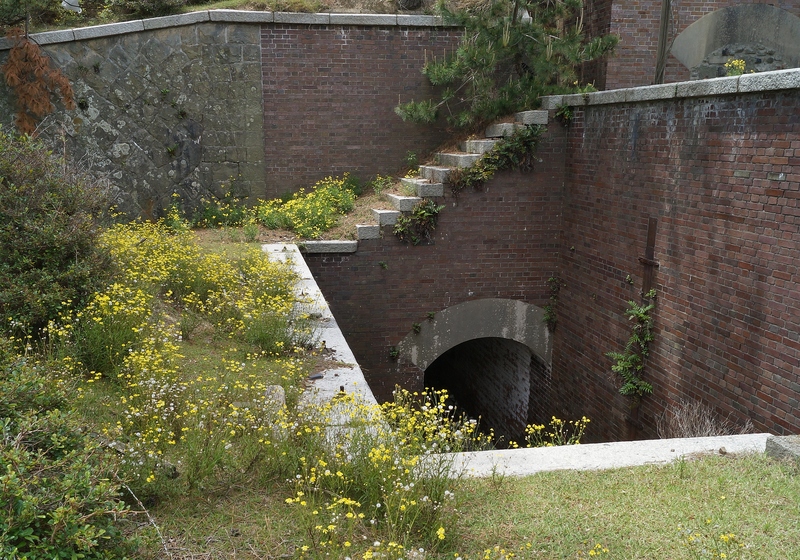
605;0;800;90
550;80;800;441
0;12;460;217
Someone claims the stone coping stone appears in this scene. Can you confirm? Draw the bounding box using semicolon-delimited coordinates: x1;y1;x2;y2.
299;240;358;253
144;11;211;29
435;433;771;478
209;9;274;23
397;14;449;26
330;13;398;25
1;11;451;49
274;12;330;24
676;76;739;98
515;109;548;125
73;19;144;40
540;68;800;109
765;435;800;461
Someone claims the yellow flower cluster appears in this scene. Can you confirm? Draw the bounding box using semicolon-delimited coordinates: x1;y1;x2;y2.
523;415;590;447
254;174;357;238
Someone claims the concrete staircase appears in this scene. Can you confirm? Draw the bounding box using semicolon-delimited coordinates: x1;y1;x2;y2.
301;109;549;253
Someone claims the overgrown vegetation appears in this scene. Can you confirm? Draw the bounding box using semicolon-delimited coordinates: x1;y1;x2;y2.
395;0;618;128
253;174;359;238
542;275;563;331
394;198;445;245
607;288;657;405
448;123;543;195
0;337;136;559
0;129;111;338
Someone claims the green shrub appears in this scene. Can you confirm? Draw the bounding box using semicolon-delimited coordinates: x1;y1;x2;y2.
0;337;134;559
0;130;112;338
254;174;358;238
105;0;184;17
190;192;249;228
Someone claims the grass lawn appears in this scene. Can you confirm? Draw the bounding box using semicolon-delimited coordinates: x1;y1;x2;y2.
135;450;800;558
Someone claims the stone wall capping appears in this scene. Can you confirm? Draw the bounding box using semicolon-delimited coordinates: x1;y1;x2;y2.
539;95;563;110
676;76;739;97
624;82;677;102
208;9;274;23
274;12;330;24
559;93;588;106
29;29;77;45
329;13;398;25
73;20;144;40
397;14;449;26
143;11;210;30
300;240;358;253
738;68;800;93
586;88;626;105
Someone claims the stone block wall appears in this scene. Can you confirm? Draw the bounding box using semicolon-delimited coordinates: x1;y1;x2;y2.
552;85;800;441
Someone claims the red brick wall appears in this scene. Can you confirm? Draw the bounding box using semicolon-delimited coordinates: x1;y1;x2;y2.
261;25;461;198
304;126;567;403
555;91;800;441
604;0;800;89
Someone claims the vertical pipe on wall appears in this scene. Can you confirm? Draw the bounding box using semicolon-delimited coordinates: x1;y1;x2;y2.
653;0;671;84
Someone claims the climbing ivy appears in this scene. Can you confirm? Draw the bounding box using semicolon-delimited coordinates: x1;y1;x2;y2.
393;199;444;245
448;124;543;195
542;275;563;331
607;289;657;405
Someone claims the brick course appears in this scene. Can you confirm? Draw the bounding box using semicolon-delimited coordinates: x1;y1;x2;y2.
261;25;461;198
556;90;800;440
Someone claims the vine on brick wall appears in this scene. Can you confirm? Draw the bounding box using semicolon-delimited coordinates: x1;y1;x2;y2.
448;124;543;195
2;28;75;134
606;289;657;406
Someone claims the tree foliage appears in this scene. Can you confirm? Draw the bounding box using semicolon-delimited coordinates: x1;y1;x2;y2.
1;27;75;134
396;0;618;128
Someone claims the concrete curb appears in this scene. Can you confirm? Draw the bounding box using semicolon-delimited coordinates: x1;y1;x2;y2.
261;243;377;406
440;433;771;478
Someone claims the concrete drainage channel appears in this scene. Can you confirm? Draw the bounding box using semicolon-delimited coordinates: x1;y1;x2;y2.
264;243;795;478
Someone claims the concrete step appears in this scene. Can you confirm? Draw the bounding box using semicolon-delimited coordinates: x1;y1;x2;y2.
420;165;452;184
356;224;380;240
485;122;523;138
460;139;497;154
385;193;422;212
437;152;481;168
400;177;444;197
515;109;549;125
372;209;401;226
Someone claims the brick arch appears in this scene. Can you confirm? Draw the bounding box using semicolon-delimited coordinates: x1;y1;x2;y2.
396;298;552;371
670;4;800;72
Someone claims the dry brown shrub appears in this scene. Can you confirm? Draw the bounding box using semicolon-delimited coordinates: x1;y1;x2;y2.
657;400;754;439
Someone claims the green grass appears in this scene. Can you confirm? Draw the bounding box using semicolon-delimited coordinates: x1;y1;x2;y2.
451;453;800;559
129;452;800;559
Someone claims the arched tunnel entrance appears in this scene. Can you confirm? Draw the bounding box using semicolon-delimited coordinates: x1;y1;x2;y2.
423;337;552;444
397;298;553;444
